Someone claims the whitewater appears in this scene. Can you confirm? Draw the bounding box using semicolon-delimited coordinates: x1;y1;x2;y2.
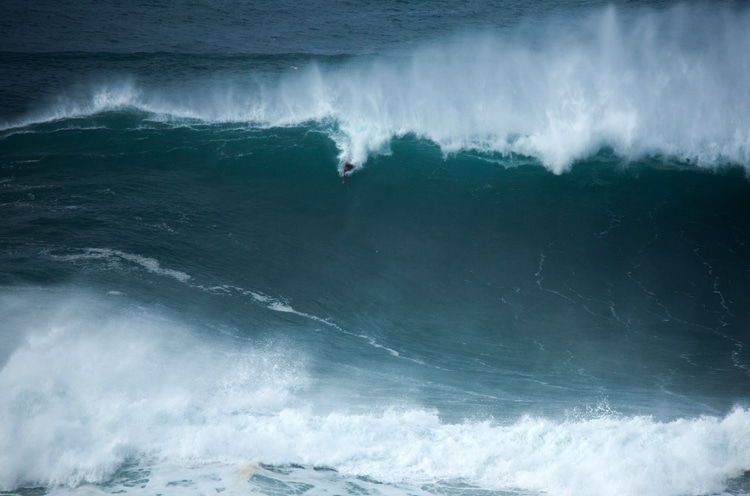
2;291;749;496
4;5;750;173
1;2;750;496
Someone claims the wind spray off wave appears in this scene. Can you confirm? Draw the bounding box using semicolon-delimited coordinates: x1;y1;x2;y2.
6;5;750;173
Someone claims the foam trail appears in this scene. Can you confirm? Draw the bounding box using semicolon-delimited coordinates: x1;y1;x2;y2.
210;285;410;361
38;242;417;382
43;247;407;360
5;6;749;173
48;248;191;283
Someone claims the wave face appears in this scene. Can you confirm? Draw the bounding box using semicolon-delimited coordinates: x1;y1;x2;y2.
1;1;750;496
1;120;749;496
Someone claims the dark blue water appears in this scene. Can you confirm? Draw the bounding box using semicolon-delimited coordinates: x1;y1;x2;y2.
1;2;750;496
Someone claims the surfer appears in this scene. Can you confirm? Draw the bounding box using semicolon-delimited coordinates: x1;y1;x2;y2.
342;162;354;184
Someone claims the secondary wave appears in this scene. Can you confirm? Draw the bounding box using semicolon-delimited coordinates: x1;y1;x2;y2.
3;4;750;173
1;290;749;496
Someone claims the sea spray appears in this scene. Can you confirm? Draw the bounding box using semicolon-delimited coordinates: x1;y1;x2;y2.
3;3;750;496
4;5;750;172
1;292;749;496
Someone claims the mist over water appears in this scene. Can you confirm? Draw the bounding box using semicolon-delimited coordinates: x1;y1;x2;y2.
0;291;305;487
1;290;749;496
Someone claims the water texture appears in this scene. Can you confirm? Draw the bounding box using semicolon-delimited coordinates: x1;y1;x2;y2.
1;2;749;496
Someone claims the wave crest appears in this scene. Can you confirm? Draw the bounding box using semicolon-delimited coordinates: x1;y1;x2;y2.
5;5;750;173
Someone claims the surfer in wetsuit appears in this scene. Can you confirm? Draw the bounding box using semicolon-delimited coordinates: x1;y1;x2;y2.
342;162;354;184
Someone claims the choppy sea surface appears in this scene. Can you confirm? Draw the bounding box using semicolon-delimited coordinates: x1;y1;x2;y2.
1;1;750;496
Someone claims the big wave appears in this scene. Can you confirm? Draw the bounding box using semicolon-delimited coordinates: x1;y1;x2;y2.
3;4;750;174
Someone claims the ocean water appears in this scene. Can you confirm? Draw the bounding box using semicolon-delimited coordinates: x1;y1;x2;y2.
1;1;750;496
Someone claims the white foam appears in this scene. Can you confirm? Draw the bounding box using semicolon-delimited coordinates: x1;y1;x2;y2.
1;291;748;496
208;284;408;360
4;5;749;174
45;252;404;363
0;291;306;489
48;248;191;283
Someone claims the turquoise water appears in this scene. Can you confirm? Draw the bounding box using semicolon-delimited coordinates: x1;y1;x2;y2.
1;2;750;496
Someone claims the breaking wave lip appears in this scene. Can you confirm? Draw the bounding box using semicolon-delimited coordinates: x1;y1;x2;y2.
3;4;750;174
